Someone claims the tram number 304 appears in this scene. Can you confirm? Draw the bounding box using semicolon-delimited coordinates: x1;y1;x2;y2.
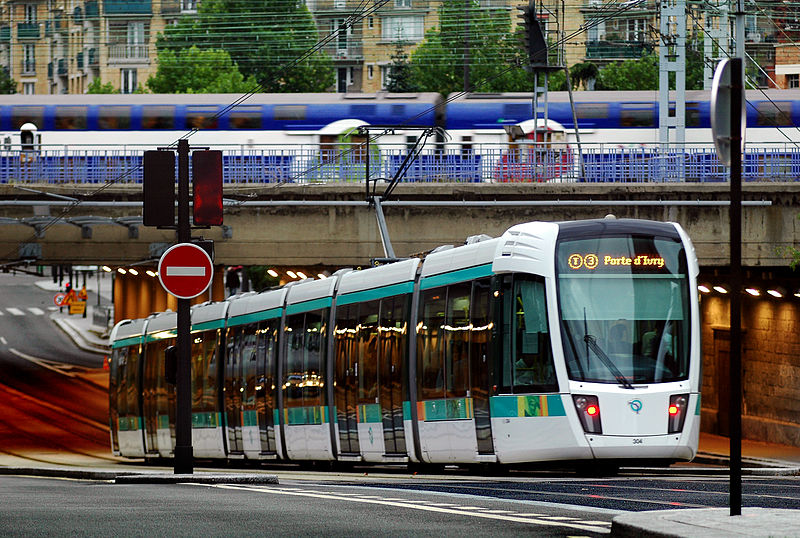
632;438;644;445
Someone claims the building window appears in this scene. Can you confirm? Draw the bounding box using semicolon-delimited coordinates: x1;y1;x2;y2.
368;17;374;29
23;44;35;74
334;0;346;8
382;16;424;42
395;0;411;7
368;65;374;79
332;19;350;52
181;0;197;12
380;65;389;90
24;4;37;23
625;18;646;42
23;82;34;95
788;74;799;89
121;68;137;93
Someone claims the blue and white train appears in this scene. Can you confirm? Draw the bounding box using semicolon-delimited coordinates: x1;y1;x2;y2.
110;217;701;468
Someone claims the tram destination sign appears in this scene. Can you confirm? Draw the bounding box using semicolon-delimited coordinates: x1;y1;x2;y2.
158;242;214;299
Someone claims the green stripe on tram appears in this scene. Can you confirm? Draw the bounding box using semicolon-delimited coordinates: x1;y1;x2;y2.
191;319;225;333
489;394;567;418
416;398;473;421
420;263;493;290
286;297;332;315
283;405;330;425
227;307;283;328
112;336;142;349
337;282;414;306
356;403;381;423
192;412;222;428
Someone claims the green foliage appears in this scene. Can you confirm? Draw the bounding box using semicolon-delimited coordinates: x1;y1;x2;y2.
385;43;419;93
408;0;532;95
87;78;118;94
595;49;705;91
156;1;334;92
245;266;280;292
0;67;16;94
569;62;599;90
147;47;256;93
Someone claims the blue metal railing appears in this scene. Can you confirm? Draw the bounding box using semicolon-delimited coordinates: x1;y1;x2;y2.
3;144;800;184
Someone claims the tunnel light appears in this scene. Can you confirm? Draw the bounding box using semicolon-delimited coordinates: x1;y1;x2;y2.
101;266;112;272
745;288;760;296
317;273;327;279
698;285;710;294
795;290;800;298
146;270;157;278
267;269;278;278
296;271;307;280
767;289;783;298
117;268;127;274
286;270;297;279
713;286;728;294
128;268;139;276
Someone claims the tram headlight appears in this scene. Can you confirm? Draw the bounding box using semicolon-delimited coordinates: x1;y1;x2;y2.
572;395;602;434
668;393;690;434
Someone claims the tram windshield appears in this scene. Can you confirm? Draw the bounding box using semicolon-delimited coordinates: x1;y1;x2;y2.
556;234;690;385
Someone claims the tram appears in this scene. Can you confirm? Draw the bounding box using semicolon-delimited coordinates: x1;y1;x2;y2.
109;217;701;467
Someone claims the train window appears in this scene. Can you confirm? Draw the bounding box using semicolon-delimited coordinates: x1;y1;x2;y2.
357;300;380;404
303;310;326;408
685;102;700;127
142;105;175;129
98;106;131;129
445;282;471;398
418;288;446;400
54;106;88;129
229;106;262;129
502;276;557;393
191;330;219;417
575;103;609;119
620;106;655;127
185;106;219;129
756;101;792;126
284;314;305;410
11;106;44;130
274;105;306;121
351;104;377;117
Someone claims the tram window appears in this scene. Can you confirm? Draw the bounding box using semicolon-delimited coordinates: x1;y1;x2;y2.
191;330;219;414
418;288;446;400
98;106;131;129
357;300;380;403
142;105;175;129
242;325;258;408
274;105;306;121
470;279;492;398
11;106;44;130
185;106;219;129
303;310;326;406
575;103;608;119
445;282;471;398
502;276;557;393
229;106;262;129
619;105;655;127
284;314;305;408
756;101;792;126
54;106;88;129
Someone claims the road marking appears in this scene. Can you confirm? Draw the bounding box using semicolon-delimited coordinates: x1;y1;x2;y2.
0;336;6;345
27;307;45;316
207;485;611;534
8;348;77;377
7;308;25;316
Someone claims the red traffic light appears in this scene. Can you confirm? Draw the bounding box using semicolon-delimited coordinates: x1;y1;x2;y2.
192;150;223;226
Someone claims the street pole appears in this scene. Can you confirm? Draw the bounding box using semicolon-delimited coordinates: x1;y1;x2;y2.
729;57;743;517
174;138;193;475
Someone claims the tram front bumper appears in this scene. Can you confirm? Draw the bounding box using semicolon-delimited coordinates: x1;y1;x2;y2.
584;433;696;462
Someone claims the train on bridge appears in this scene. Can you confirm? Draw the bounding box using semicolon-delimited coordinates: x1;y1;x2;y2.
3;90;800;184
109;218;701;469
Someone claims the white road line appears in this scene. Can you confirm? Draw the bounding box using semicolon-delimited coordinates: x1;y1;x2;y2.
6;307;25;316
8;348;76;377
0;309;4;315
0;336;7;345
27;307;45;316
208;486;611;534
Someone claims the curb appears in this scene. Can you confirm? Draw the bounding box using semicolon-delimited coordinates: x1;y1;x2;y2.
51;314;109;356
0;467;279;485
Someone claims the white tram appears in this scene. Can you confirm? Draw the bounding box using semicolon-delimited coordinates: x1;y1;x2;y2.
109;218;701;467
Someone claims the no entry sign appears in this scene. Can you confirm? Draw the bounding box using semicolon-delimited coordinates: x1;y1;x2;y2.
158;243;214;299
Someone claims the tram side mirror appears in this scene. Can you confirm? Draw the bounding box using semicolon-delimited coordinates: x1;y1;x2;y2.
165;345;177;385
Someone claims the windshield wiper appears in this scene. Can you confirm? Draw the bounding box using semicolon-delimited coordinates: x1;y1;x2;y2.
583;334;636;390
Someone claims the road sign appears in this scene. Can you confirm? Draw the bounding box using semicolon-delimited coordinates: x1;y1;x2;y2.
53;293;66;306
158;243;214;299
710;59;746;168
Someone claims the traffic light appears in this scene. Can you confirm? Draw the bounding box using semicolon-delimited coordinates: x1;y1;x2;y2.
517;3;548;67
143;150;176;227
192;150;223;226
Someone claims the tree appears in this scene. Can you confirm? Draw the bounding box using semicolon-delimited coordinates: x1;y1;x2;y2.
156;0;334;92
595;49;705;91
147;47;257;93
385;42;419;93
0;67;16;94
408;0;532;95
86;79;117;94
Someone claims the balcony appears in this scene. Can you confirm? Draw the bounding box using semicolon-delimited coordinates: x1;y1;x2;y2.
0;26;9;42
85;1;100;19
585;40;653;60
17;22;41;40
161;0;181;14
103;0;151;15
108;43;149;62
21;60;35;75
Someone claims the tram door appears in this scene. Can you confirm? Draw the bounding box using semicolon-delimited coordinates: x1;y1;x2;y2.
255;320;278;454
379;295;407;455
471;279;494;454
334;304;360;455
225;329;244;454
